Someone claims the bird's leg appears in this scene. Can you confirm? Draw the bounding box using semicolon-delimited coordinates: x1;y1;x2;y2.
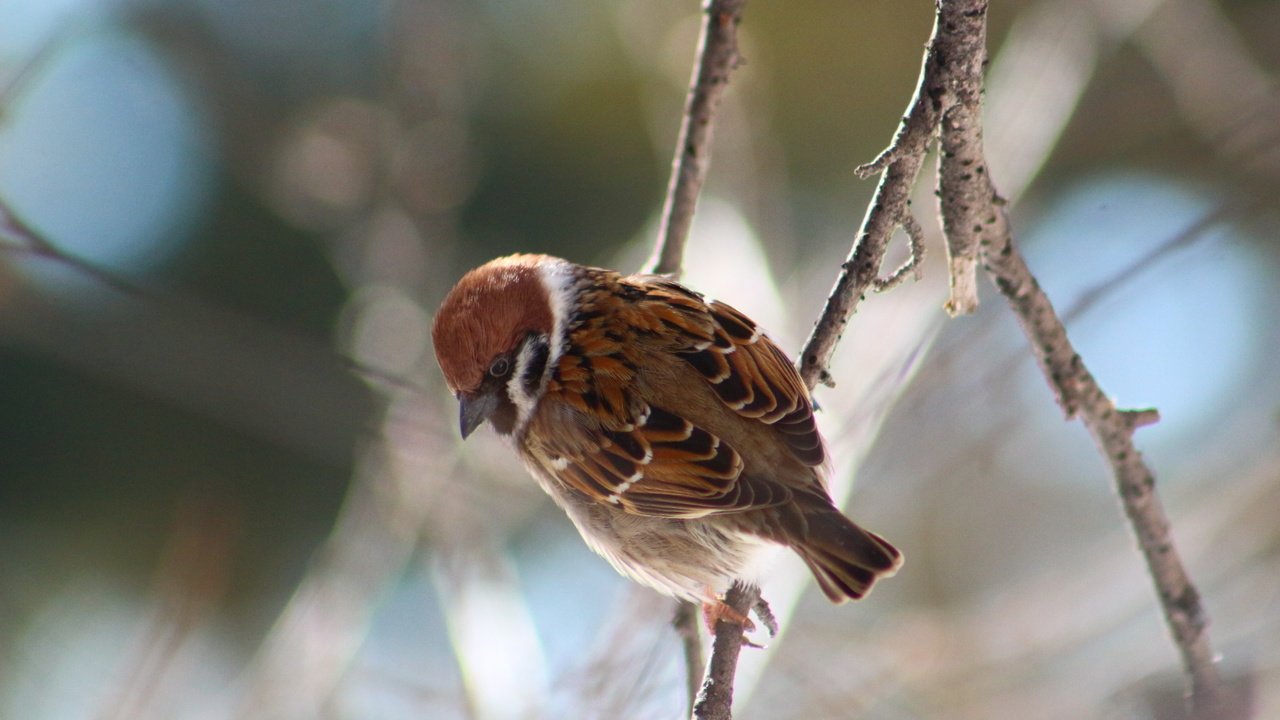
701;587;761;647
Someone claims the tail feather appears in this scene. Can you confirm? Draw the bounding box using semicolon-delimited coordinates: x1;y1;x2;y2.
794;511;902;603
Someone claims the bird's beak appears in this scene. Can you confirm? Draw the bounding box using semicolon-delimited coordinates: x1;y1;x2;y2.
457;390;499;439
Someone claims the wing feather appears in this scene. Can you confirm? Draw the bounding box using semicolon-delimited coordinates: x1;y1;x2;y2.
526;270;821;519
639;282;825;466
530;398;773;518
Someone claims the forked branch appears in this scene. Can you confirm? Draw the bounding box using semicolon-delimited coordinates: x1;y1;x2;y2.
652;0;1230;717
802;0;1229;714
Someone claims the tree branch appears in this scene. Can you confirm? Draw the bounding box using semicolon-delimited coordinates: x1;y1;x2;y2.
641;2;749;715
0;199;151;300
980;212;1230;716
931;0;1231;713
794;0;1230;714
928;0;1217;678
691;582;757;720
673;600;704;716
644;0;747;277
797;9;946;390
646;0;1233;716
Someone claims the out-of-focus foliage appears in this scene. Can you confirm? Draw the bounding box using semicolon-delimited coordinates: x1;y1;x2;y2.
0;1;1277;719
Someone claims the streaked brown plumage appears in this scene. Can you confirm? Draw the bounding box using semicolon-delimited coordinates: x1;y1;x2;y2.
432;254;901;615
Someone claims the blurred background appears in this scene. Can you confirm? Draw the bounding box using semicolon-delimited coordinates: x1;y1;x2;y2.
1;0;1278;718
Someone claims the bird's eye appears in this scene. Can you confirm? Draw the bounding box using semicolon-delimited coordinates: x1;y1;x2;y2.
489;357;511;378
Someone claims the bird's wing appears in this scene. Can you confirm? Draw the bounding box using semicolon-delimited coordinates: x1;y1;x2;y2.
632;278;825;467
526;399;792;518
525;272;821;518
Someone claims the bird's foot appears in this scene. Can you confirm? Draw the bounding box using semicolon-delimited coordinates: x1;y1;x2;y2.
701;589;767;648
752;596;779;638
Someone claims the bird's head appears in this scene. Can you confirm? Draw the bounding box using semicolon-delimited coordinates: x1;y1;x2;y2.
432;254;569;438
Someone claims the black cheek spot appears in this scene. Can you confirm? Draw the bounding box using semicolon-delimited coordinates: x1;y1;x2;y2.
521;336;550;396
489;395;518;436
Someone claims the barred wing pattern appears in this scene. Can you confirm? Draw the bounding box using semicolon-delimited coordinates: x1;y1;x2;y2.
526;270;825;518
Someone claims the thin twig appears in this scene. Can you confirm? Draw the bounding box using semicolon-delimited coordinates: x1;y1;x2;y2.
645;0;747;277
673;600;704;716
798;10;948;390
0;199;152;300
933;0;992;318
691;582;758;720
937;101;987;316
873;212;927;293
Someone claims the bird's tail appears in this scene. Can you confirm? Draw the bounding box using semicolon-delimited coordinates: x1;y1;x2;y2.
793;510;902;603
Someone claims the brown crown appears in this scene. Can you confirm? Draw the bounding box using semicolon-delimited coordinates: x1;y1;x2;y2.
432;254;557;393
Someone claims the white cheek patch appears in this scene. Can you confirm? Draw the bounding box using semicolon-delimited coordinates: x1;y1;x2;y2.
537;259;576;374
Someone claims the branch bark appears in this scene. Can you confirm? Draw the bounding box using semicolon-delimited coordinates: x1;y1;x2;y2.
673;600;705;716
690;582;757;720
980;203;1229;716
644;0;747;277
797;8;946;390
930;5;1227;710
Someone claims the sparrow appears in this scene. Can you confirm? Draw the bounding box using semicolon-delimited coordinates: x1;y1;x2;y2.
432;254;901;621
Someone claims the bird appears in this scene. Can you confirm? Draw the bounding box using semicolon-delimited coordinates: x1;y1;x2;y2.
431;253;901;625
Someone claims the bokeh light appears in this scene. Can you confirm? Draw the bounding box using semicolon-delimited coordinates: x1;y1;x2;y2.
0;25;213;285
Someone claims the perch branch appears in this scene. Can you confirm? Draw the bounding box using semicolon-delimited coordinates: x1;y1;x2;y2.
691;582;758;720
645;0;747;277
642;1;748;715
